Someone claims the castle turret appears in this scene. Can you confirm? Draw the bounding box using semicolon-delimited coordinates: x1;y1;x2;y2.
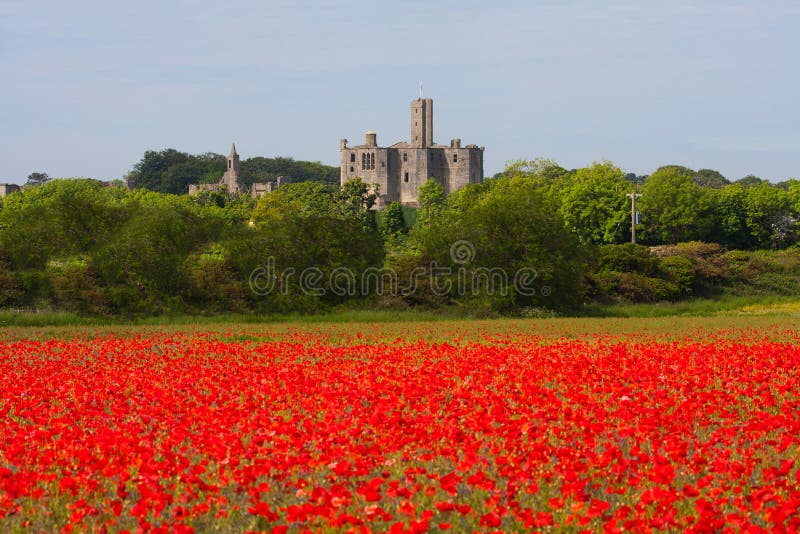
221;142;241;193
410;98;433;148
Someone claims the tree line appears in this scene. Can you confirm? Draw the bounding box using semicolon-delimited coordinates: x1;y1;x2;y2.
125;148;339;194
1;158;799;316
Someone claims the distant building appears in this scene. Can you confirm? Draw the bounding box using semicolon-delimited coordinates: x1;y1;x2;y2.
188;144;279;197
340;98;484;208
0;183;21;198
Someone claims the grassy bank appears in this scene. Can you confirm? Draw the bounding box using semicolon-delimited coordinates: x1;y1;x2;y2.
3;294;800;328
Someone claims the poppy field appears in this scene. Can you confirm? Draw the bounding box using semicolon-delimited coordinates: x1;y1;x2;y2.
1;317;800;532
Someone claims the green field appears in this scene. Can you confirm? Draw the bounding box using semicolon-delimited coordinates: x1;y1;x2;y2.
2;309;799;344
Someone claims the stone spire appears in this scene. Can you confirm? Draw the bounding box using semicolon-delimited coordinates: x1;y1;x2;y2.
222;142;241;193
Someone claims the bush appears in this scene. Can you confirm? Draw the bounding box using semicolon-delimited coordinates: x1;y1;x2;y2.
595;244;660;276
46;259;112;316
753;272;800;295
393;176;587;312
591;271;680;302
659;255;695;294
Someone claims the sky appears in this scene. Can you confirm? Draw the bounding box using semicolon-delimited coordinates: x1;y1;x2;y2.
1;0;798;185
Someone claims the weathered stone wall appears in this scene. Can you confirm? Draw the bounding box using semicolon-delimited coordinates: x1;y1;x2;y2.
0;184;21;198
340;98;484;208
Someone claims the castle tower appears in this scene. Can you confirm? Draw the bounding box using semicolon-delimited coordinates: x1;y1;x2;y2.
410;98;433;148
221;142;241;193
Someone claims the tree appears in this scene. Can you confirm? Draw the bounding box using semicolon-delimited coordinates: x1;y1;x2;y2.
396;176;587;312
416;178;445;228
558;161;629;246
90;200;211;314
240;157;339;187
639;166;712;244
0;179;124;269
501;158;569;184
736;174;766;188
743;182;792;248
379;201;406;240
26;172;50;186
694;169;729;189
709;184;750;249
126;149;191;193
335;177;378;230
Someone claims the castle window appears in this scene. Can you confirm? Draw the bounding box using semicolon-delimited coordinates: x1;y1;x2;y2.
404;172;409;183
381;161;385;168
403;152;407;162
362;153;366;168
453;154;458;163
228;160;232;169
350;166;354;173
350;153;355;162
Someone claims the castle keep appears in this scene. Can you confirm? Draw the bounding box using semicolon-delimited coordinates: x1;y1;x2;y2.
340;98;484;208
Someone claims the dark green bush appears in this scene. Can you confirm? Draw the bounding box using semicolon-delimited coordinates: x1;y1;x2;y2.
659;255;695;294
595;243;659;275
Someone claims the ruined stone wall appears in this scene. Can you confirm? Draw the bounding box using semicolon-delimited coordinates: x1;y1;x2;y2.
340;143;391;207
0;184;21;198
340;98;483;208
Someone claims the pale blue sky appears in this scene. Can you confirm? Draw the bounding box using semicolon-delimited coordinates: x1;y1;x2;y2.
1;0;798;184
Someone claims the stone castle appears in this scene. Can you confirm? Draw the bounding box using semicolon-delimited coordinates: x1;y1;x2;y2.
188;144;282;197
188;97;485;205
0;183;21;198
340;97;484;207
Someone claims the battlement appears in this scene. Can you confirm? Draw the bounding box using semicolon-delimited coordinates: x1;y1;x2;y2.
340;98;484;208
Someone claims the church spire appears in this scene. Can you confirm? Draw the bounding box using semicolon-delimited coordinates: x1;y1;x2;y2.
230;142;237;156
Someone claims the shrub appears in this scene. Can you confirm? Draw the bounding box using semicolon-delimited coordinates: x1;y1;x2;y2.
660;255;695;294
595;243;659;276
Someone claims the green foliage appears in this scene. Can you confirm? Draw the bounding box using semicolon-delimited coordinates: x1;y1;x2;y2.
723;248;800;282
127;150;339;194
586;244;680;302
379;202;406;240
0;179;125;269
0;248;21;307
243;178;384;313
639;166;713;244
228;217;383;314
251;182;337;223
395;175;587;312
558;161;629;245
736;174;766;188
251;178;377;232
693;168;729;188
3;152;800;319
586;242;735;303
46;257;111;315
710;184;751;249
239;157;339;187
742;182;793;248
500;158;570;184
89;201;210;314
26;172;50;186
127;149;196;194
401;206;418;228
416;178;445;228
659;256;695;294
335;178;378;231
594;243;660;276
